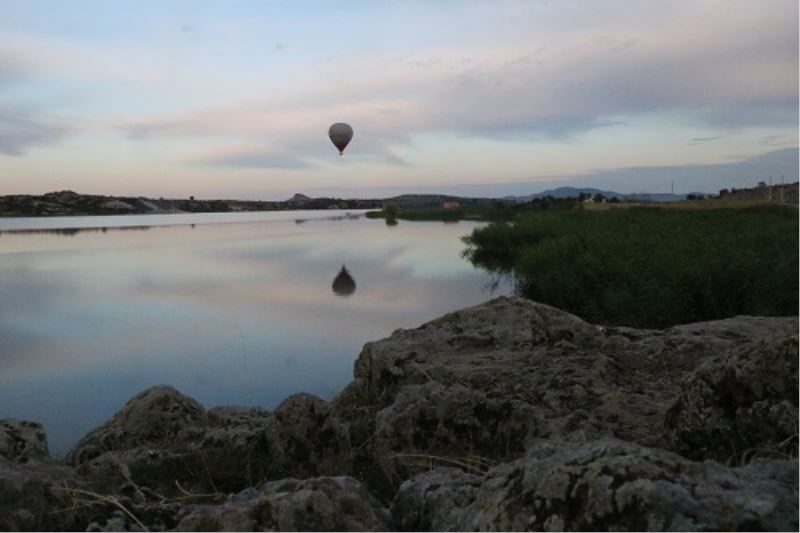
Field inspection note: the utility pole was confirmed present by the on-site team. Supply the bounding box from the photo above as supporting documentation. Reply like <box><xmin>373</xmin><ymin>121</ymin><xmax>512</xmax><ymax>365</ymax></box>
<box><xmin>780</xmin><ymin>174</ymin><xmax>785</xmax><ymax>203</ymax></box>
<box><xmin>768</xmin><ymin>176</ymin><xmax>772</xmax><ymax>202</ymax></box>
<box><xmin>671</xmin><ymin>180</ymin><xmax>674</xmax><ymax>196</ymax></box>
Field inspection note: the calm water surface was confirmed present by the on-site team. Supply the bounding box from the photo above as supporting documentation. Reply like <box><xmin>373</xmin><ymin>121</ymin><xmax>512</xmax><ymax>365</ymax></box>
<box><xmin>0</xmin><ymin>211</ymin><xmax>510</xmax><ymax>455</ymax></box>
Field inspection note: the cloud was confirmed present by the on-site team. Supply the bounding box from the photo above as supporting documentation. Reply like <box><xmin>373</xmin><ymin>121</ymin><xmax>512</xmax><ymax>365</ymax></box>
<box><xmin>575</xmin><ymin>147</ymin><xmax>799</xmax><ymax>194</ymax></box>
<box><xmin>0</xmin><ymin>109</ymin><xmax>67</xmax><ymax>156</ymax></box>
<box><xmin>0</xmin><ymin>263</ymin><xmax>79</xmax><ymax>366</ymax></box>
<box><xmin>188</xmin><ymin>135</ymin><xmax>408</xmax><ymax>169</ymax></box>
<box><xmin>299</xmin><ymin>147</ymin><xmax>799</xmax><ymax>198</ymax></box>
<box><xmin>0</xmin><ymin>46</ymin><xmax>70</xmax><ymax>155</ymax></box>
<box><xmin>687</xmin><ymin>136</ymin><xmax>723</xmax><ymax>146</ymax></box>
<box><xmin>110</xmin><ymin>0</ymin><xmax>796</xmax><ymax>169</ymax></box>
<box><xmin>759</xmin><ymin>134</ymin><xmax>790</xmax><ymax>147</ymax></box>
<box><xmin>430</xmin><ymin>18</ymin><xmax>796</xmax><ymax>137</ymax></box>
<box><xmin>195</xmin><ymin>145</ymin><xmax>313</xmax><ymax>170</ymax></box>
<box><xmin>0</xmin><ymin>51</ymin><xmax>31</xmax><ymax>87</ymax></box>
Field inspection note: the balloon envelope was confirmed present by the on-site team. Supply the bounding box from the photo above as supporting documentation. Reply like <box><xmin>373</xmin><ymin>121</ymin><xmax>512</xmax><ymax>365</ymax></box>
<box><xmin>332</xmin><ymin>265</ymin><xmax>356</xmax><ymax>296</ymax></box>
<box><xmin>328</xmin><ymin>123</ymin><xmax>353</xmax><ymax>155</ymax></box>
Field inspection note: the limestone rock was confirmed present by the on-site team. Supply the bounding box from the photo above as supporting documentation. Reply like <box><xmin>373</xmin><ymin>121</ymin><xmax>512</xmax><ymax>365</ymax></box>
<box><xmin>351</xmin><ymin>297</ymin><xmax>604</xmax><ymax>405</ymax></box>
<box><xmin>393</xmin><ymin>439</ymin><xmax>798</xmax><ymax>531</ymax></box>
<box><xmin>373</xmin><ymin>383</ymin><xmax>539</xmax><ymax>482</ymax></box>
<box><xmin>344</xmin><ymin>296</ymin><xmax>797</xmax><ymax>481</ymax></box>
<box><xmin>665</xmin><ymin>334</ymin><xmax>799</xmax><ymax>463</ymax></box>
<box><xmin>0</xmin><ymin>457</ymin><xmax>84</xmax><ymax>530</ymax></box>
<box><xmin>391</xmin><ymin>467</ymin><xmax>480</xmax><ymax>531</ymax></box>
<box><xmin>66</xmin><ymin>385</ymin><xmax>205</xmax><ymax>466</ymax></box>
<box><xmin>176</xmin><ymin>476</ymin><xmax>390</xmax><ymax>531</ymax></box>
<box><xmin>0</xmin><ymin>419</ymin><xmax>49</xmax><ymax>463</ymax></box>
<box><xmin>67</xmin><ymin>386</ymin><xmax>283</xmax><ymax>495</ymax></box>
<box><xmin>273</xmin><ymin>393</ymin><xmax>351</xmax><ymax>478</ymax></box>
<box><xmin>201</xmin><ymin>405</ymin><xmax>285</xmax><ymax>488</ymax></box>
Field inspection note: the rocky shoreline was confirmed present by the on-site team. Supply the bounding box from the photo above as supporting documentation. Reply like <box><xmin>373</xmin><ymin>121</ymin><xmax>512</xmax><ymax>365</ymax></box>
<box><xmin>1</xmin><ymin>296</ymin><xmax>797</xmax><ymax>531</ymax></box>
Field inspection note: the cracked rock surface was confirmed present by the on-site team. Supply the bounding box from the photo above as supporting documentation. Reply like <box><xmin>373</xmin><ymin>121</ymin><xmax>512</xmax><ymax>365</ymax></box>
<box><xmin>0</xmin><ymin>420</ymin><xmax>49</xmax><ymax>464</ymax></box>
<box><xmin>393</xmin><ymin>439</ymin><xmax>798</xmax><ymax>531</ymax></box>
<box><xmin>666</xmin><ymin>334</ymin><xmax>799</xmax><ymax>463</ymax></box>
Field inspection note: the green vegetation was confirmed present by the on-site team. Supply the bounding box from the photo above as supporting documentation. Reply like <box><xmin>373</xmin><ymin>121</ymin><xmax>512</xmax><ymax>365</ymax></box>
<box><xmin>383</xmin><ymin>203</ymin><xmax>400</xmax><ymax>225</ymax></box>
<box><xmin>463</xmin><ymin>206</ymin><xmax>799</xmax><ymax>328</ymax></box>
<box><xmin>366</xmin><ymin>197</ymin><xmax>579</xmax><ymax>223</ymax></box>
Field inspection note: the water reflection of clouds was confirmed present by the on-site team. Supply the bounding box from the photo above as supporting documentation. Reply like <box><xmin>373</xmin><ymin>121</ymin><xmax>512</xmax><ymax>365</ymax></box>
<box><xmin>123</xmin><ymin>253</ymin><xmax>453</xmax><ymax>308</ymax></box>
<box><xmin>0</xmin><ymin>215</ymin><xmax>510</xmax><ymax>456</ymax></box>
<box><xmin>122</xmin><ymin>266</ymin><xmax>499</xmax><ymax>341</ymax></box>
<box><xmin>0</xmin><ymin>263</ymin><xmax>77</xmax><ymax>309</ymax></box>
<box><xmin>188</xmin><ymin>221</ymin><xmax>481</xmax><ymax>281</ymax></box>
<box><xmin>0</xmin><ymin>264</ymin><xmax>81</xmax><ymax>367</ymax></box>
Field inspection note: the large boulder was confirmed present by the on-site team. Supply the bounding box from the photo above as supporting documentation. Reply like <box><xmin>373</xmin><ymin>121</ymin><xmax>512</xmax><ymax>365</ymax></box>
<box><xmin>392</xmin><ymin>439</ymin><xmax>798</xmax><ymax>531</ymax></box>
<box><xmin>273</xmin><ymin>393</ymin><xmax>351</xmax><ymax>478</ymax></box>
<box><xmin>372</xmin><ymin>383</ymin><xmax>539</xmax><ymax>482</ymax></box>
<box><xmin>66</xmin><ymin>386</ymin><xmax>284</xmax><ymax>495</ymax></box>
<box><xmin>341</xmin><ymin>296</ymin><xmax>797</xmax><ymax>487</ymax></box>
<box><xmin>176</xmin><ymin>476</ymin><xmax>391</xmax><ymax>531</ymax></box>
<box><xmin>199</xmin><ymin>405</ymin><xmax>285</xmax><ymax>488</ymax></box>
<box><xmin>665</xmin><ymin>334</ymin><xmax>799</xmax><ymax>463</ymax></box>
<box><xmin>390</xmin><ymin>467</ymin><xmax>481</xmax><ymax>531</ymax></box>
<box><xmin>350</xmin><ymin>297</ymin><xmax>605</xmax><ymax>405</ymax></box>
<box><xmin>0</xmin><ymin>457</ymin><xmax>85</xmax><ymax>531</ymax></box>
<box><xmin>66</xmin><ymin>387</ymin><xmax>357</xmax><ymax>497</ymax></box>
<box><xmin>67</xmin><ymin>385</ymin><xmax>206</xmax><ymax>466</ymax></box>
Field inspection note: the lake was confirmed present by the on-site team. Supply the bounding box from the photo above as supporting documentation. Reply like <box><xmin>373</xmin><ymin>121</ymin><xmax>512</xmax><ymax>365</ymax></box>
<box><xmin>0</xmin><ymin>211</ymin><xmax>511</xmax><ymax>456</ymax></box>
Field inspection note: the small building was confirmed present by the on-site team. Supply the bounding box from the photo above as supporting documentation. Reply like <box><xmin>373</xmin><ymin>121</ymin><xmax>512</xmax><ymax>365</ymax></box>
<box><xmin>442</xmin><ymin>201</ymin><xmax>460</xmax><ymax>209</ymax></box>
<box><xmin>582</xmin><ymin>194</ymin><xmax>607</xmax><ymax>204</ymax></box>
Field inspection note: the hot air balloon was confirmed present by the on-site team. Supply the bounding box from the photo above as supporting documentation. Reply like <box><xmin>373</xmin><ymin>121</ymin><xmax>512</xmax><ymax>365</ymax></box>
<box><xmin>328</xmin><ymin>123</ymin><xmax>353</xmax><ymax>155</ymax></box>
<box><xmin>332</xmin><ymin>265</ymin><xmax>356</xmax><ymax>296</ymax></box>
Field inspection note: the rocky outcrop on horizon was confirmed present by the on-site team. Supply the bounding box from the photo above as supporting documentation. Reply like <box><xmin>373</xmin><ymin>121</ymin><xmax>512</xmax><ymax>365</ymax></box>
<box><xmin>1</xmin><ymin>297</ymin><xmax>797</xmax><ymax>531</ymax></box>
<box><xmin>0</xmin><ymin>191</ymin><xmax>382</xmax><ymax>218</ymax></box>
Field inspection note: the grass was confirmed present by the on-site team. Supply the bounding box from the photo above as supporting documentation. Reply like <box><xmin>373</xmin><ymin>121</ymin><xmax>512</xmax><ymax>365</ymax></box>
<box><xmin>726</xmin><ymin>432</ymin><xmax>799</xmax><ymax>468</ymax></box>
<box><xmin>463</xmin><ymin>205</ymin><xmax>798</xmax><ymax>328</ymax></box>
<box><xmin>389</xmin><ymin>452</ymin><xmax>497</xmax><ymax>475</ymax></box>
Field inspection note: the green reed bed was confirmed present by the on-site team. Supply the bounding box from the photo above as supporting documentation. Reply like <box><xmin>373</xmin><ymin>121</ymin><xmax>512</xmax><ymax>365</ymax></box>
<box><xmin>463</xmin><ymin>205</ymin><xmax>799</xmax><ymax>328</ymax></box>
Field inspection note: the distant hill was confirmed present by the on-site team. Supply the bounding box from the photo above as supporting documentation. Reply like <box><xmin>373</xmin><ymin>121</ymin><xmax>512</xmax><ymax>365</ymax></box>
<box><xmin>288</xmin><ymin>193</ymin><xmax>312</xmax><ymax>202</ymax></box>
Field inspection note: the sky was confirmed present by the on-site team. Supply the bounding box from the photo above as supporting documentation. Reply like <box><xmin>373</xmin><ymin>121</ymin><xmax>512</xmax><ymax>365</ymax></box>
<box><xmin>1</xmin><ymin>1</ymin><xmax>797</xmax><ymax>200</ymax></box>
